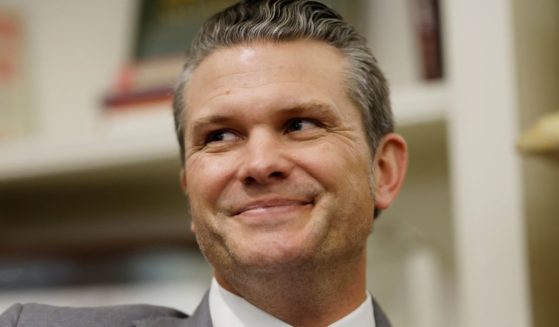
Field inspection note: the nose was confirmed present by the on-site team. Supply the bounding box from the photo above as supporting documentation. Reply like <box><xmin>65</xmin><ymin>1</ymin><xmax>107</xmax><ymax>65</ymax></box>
<box><xmin>236</xmin><ymin>129</ymin><xmax>294</xmax><ymax>185</ymax></box>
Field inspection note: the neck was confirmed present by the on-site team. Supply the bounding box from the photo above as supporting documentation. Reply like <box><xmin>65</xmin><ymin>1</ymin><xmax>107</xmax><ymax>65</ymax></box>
<box><xmin>215</xmin><ymin>250</ymin><xmax>367</xmax><ymax>327</ymax></box>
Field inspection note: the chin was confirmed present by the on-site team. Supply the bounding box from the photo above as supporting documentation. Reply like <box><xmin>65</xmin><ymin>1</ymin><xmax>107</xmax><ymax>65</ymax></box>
<box><xmin>230</xmin><ymin>237</ymin><xmax>320</xmax><ymax>272</ymax></box>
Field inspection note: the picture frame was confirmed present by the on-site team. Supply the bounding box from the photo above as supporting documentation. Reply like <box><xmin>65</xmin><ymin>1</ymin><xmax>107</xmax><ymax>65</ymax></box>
<box><xmin>133</xmin><ymin>0</ymin><xmax>367</xmax><ymax>60</ymax></box>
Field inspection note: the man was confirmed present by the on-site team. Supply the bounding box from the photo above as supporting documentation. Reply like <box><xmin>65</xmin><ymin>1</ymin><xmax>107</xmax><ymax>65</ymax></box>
<box><xmin>0</xmin><ymin>0</ymin><xmax>407</xmax><ymax>326</ymax></box>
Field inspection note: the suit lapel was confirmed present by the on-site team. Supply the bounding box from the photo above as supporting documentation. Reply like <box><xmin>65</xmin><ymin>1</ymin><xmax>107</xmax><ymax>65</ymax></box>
<box><xmin>134</xmin><ymin>292</ymin><xmax>212</xmax><ymax>327</ymax></box>
<box><xmin>182</xmin><ymin>292</ymin><xmax>213</xmax><ymax>327</ymax></box>
<box><xmin>372</xmin><ymin>297</ymin><xmax>392</xmax><ymax>327</ymax></box>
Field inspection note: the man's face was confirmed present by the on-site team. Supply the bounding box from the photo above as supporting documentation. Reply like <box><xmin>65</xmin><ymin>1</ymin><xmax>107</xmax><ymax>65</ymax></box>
<box><xmin>182</xmin><ymin>40</ymin><xmax>376</xmax><ymax>274</ymax></box>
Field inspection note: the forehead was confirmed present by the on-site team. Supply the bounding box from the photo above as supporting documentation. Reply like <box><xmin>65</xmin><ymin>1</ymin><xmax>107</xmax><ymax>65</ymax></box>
<box><xmin>183</xmin><ymin>40</ymin><xmax>357</xmax><ymax>126</ymax></box>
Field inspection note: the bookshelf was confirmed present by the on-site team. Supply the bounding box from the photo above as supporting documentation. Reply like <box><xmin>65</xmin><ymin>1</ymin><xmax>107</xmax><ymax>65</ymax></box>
<box><xmin>1</xmin><ymin>0</ymin><xmax>556</xmax><ymax>326</ymax></box>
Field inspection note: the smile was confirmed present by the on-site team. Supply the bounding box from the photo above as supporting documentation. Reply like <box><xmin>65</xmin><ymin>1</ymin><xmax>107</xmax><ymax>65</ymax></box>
<box><xmin>235</xmin><ymin>199</ymin><xmax>312</xmax><ymax>215</ymax></box>
<box><xmin>231</xmin><ymin>198</ymin><xmax>313</xmax><ymax>224</ymax></box>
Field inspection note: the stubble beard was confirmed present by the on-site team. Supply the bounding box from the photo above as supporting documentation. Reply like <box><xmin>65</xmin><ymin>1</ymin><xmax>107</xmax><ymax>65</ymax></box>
<box><xmin>189</xmin><ymin>163</ymin><xmax>377</xmax><ymax>294</ymax></box>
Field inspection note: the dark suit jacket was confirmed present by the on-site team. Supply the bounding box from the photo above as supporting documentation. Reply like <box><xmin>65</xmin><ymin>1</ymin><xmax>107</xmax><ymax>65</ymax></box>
<box><xmin>0</xmin><ymin>292</ymin><xmax>392</xmax><ymax>327</ymax></box>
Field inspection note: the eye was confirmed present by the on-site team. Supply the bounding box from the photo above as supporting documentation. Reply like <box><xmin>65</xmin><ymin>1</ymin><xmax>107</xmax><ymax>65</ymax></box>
<box><xmin>285</xmin><ymin>118</ymin><xmax>319</xmax><ymax>133</ymax></box>
<box><xmin>204</xmin><ymin>129</ymin><xmax>239</xmax><ymax>144</ymax></box>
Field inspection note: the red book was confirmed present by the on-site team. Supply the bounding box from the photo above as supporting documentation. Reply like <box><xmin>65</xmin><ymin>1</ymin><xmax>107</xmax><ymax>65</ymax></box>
<box><xmin>102</xmin><ymin>85</ymin><xmax>173</xmax><ymax>109</ymax></box>
<box><xmin>415</xmin><ymin>0</ymin><xmax>444</xmax><ymax>80</ymax></box>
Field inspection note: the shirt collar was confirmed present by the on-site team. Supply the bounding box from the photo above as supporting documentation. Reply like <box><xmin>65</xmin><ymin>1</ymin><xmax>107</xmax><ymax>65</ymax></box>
<box><xmin>208</xmin><ymin>278</ymin><xmax>375</xmax><ymax>327</ymax></box>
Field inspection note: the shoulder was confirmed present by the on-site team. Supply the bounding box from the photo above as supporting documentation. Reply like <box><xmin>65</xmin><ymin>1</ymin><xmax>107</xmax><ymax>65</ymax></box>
<box><xmin>0</xmin><ymin>302</ymin><xmax>187</xmax><ymax>327</ymax></box>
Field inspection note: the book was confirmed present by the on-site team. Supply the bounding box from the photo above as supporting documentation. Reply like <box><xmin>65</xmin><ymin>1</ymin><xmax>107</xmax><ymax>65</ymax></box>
<box><xmin>0</xmin><ymin>9</ymin><xmax>32</xmax><ymax>138</ymax></box>
<box><xmin>102</xmin><ymin>85</ymin><xmax>173</xmax><ymax>110</ymax></box>
<box><xmin>414</xmin><ymin>0</ymin><xmax>444</xmax><ymax>80</ymax></box>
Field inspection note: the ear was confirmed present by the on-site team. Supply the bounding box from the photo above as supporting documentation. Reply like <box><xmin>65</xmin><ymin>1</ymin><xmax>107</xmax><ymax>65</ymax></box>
<box><xmin>190</xmin><ymin>220</ymin><xmax>197</xmax><ymax>234</ymax></box>
<box><xmin>179</xmin><ymin>169</ymin><xmax>196</xmax><ymax>234</ymax></box>
<box><xmin>373</xmin><ymin>133</ymin><xmax>408</xmax><ymax>211</ymax></box>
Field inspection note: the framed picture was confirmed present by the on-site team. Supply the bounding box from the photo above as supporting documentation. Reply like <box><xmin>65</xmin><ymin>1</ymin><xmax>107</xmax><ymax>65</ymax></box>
<box><xmin>133</xmin><ymin>0</ymin><xmax>367</xmax><ymax>60</ymax></box>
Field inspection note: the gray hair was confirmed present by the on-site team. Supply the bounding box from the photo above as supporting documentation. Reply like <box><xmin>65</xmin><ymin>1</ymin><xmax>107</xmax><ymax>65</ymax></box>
<box><xmin>173</xmin><ymin>0</ymin><xmax>393</xmax><ymax>164</ymax></box>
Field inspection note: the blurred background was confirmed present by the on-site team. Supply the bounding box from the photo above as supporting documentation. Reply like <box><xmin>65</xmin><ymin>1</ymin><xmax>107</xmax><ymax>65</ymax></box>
<box><xmin>0</xmin><ymin>0</ymin><xmax>558</xmax><ymax>326</ymax></box>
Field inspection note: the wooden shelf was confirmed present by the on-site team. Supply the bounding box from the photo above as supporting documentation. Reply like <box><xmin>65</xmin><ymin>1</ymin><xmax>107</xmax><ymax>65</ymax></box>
<box><xmin>0</xmin><ymin>103</ymin><xmax>178</xmax><ymax>183</ymax></box>
<box><xmin>392</xmin><ymin>82</ymin><xmax>447</xmax><ymax>126</ymax></box>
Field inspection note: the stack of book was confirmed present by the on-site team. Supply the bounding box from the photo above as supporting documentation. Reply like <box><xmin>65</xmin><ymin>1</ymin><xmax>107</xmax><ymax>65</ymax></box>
<box><xmin>102</xmin><ymin>55</ymin><xmax>184</xmax><ymax>111</ymax></box>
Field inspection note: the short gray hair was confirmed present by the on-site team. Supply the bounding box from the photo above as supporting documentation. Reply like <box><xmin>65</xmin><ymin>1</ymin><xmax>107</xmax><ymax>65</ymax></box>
<box><xmin>173</xmin><ymin>0</ymin><xmax>393</xmax><ymax>164</ymax></box>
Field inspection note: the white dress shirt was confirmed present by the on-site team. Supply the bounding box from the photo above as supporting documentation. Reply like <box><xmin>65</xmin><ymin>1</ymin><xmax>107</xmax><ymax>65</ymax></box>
<box><xmin>209</xmin><ymin>278</ymin><xmax>376</xmax><ymax>327</ymax></box>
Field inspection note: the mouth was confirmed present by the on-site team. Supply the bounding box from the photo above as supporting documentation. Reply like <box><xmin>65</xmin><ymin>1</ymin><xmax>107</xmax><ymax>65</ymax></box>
<box><xmin>232</xmin><ymin>198</ymin><xmax>314</xmax><ymax>217</ymax></box>
<box><xmin>233</xmin><ymin>199</ymin><xmax>313</xmax><ymax>216</ymax></box>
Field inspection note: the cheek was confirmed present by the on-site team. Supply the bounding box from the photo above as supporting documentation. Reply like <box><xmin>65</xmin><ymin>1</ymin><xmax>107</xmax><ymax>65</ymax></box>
<box><xmin>186</xmin><ymin>155</ymin><xmax>236</xmax><ymax>207</ymax></box>
<box><xmin>295</xmin><ymin>141</ymin><xmax>372</xmax><ymax>190</ymax></box>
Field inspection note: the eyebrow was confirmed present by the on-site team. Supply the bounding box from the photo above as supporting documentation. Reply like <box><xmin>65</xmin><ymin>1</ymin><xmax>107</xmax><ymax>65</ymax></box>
<box><xmin>188</xmin><ymin>101</ymin><xmax>338</xmax><ymax>137</ymax></box>
<box><xmin>281</xmin><ymin>102</ymin><xmax>338</xmax><ymax>117</ymax></box>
